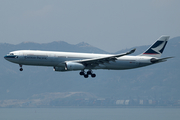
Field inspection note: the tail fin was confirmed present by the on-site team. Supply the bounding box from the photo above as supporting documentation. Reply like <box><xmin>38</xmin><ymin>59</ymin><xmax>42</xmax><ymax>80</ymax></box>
<box><xmin>139</xmin><ymin>35</ymin><xmax>170</xmax><ymax>58</ymax></box>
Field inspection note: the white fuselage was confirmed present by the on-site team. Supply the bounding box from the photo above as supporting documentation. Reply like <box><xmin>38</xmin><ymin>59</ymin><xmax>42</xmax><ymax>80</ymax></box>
<box><xmin>5</xmin><ymin>50</ymin><xmax>154</xmax><ymax>71</ymax></box>
<box><xmin>4</xmin><ymin>35</ymin><xmax>170</xmax><ymax>78</ymax></box>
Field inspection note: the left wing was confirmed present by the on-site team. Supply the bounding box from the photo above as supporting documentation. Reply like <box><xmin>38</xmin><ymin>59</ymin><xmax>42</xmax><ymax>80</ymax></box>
<box><xmin>65</xmin><ymin>48</ymin><xmax>136</xmax><ymax>68</ymax></box>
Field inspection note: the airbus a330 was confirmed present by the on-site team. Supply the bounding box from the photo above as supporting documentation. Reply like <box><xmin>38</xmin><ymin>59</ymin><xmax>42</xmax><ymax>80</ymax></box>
<box><xmin>4</xmin><ymin>35</ymin><xmax>172</xmax><ymax>78</ymax></box>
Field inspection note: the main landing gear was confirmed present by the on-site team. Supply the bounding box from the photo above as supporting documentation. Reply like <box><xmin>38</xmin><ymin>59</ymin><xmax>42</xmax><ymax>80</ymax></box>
<box><xmin>79</xmin><ymin>70</ymin><xmax>96</xmax><ymax>78</ymax></box>
<box><xmin>19</xmin><ymin>64</ymin><xmax>23</xmax><ymax>71</ymax></box>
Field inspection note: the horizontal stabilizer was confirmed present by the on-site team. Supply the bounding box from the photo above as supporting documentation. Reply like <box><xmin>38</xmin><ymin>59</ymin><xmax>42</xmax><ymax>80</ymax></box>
<box><xmin>151</xmin><ymin>57</ymin><xmax>173</xmax><ymax>63</ymax></box>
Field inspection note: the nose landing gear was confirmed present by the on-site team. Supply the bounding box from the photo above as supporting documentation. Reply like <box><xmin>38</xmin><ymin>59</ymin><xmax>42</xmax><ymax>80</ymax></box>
<box><xmin>19</xmin><ymin>64</ymin><xmax>23</xmax><ymax>71</ymax></box>
<box><xmin>79</xmin><ymin>70</ymin><xmax>96</xmax><ymax>78</ymax></box>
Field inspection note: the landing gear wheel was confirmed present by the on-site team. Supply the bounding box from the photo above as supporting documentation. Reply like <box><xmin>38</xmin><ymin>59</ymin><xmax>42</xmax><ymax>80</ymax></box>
<box><xmin>87</xmin><ymin>70</ymin><xmax>92</xmax><ymax>75</ymax></box>
<box><xmin>84</xmin><ymin>74</ymin><xmax>88</xmax><ymax>78</ymax></box>
<box><xmin>20</xmin><ymin>68</ymin><xmax>23</xmax><ymax>71</ymax></box>
<box><xmin>79</xmin><ymin>71</ymin><xmax>85</xmax><ymax>75</ymax></box>
<box><xmin>80</xmin><ymin>70</ymin><xmax>96</xmax><ymax>78</ymax></box>
<box><xmin>91</xmin><ymin>74</ymin><xmax>96</xmax><ymax>78</ymax></box>
<box><xmin>19</xmin><ymin>64</ymin><xmax>23</xmax><ymax>71</ymax></box>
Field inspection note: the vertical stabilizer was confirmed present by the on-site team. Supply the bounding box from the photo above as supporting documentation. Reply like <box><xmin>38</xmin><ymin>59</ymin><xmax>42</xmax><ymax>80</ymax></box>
<box><xmin>139</xmin><ymin>35</ymin><xmax>170</xmax><ymax>58</ymax></box>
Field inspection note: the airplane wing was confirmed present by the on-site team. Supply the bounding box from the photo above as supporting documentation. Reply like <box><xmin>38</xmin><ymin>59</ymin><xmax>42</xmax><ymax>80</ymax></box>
<box><xmin>65</xmin><ymin>48</ymin><xmax>136</xmax><ymax>68</ymax></box>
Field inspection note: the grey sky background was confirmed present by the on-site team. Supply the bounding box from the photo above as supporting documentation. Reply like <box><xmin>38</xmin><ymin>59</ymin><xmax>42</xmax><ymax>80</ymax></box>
<box><xmin>0</xmin><ymin>0</ymin><xmax>180</xmax><ymax>52</ymax></box>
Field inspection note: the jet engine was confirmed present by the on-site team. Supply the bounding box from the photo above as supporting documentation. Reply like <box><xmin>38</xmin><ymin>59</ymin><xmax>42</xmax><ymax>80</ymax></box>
<box><xmin>65</xmin><ymin>62</ymin><xmax>85</xmax><ymax>70</ymax></box>
<box><xmin>53</xmin><ymin>66</ymin><xmax>66</xmax><ymax>71</ymax></box>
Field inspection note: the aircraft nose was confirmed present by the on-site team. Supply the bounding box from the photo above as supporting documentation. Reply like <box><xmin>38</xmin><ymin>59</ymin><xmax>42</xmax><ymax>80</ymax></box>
<box><xmin>4</xmin><ymin>55</ymin><xmax>18</xmax><ymax>60</ymax></box>
<box><xmin>4</xmin><ymin>55</ymin><xmax>11</xmax><ymax>60</ymax></box>
<box><xmin>4</xmin><ymin>55</ymin><xmax>8</xmax><ymax>59</ymax></box>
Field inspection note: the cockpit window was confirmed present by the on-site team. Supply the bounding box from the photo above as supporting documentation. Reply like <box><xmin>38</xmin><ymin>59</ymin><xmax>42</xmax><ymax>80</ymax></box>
<box><xmin>9</xmin><ymin>53</ymin><xmax>14</xmax><ymax>55</ymax></box>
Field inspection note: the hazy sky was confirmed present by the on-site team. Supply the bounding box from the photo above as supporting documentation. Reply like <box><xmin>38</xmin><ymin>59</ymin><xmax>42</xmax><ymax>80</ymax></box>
<box><xmin>0</xmin><ymin>0</ymin><xmax>180</xmax><ymax>52</ymax></box>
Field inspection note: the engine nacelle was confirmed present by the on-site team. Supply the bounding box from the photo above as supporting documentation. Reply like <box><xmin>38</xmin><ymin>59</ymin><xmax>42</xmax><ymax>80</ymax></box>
<box><xmin>53</xmin><ymin>66</ymin><xmax>66</xmax><ymax>71</ymax></box>
<box><xmin>66</xmin><ymin>62</ymin><xmax>85</xmax><ymax>70</ymax></box>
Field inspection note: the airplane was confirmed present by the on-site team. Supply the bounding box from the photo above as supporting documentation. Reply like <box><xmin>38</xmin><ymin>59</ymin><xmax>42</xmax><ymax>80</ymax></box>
<box><xmin>4</xmin><ymin>35</ymin><xmax>172</xmax><ymax>78</ymax></box>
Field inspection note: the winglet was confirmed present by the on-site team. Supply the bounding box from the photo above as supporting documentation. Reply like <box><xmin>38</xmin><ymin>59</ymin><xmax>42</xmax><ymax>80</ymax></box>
<box><xmin>113</xmin><ymin>48</ymin><xmax>136</xmax><ymax>59</ymax></box>
<box><xmin>127</xmin><ymin>48</ymin><xmax>136</xmax><ymax>55</ymax></box>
